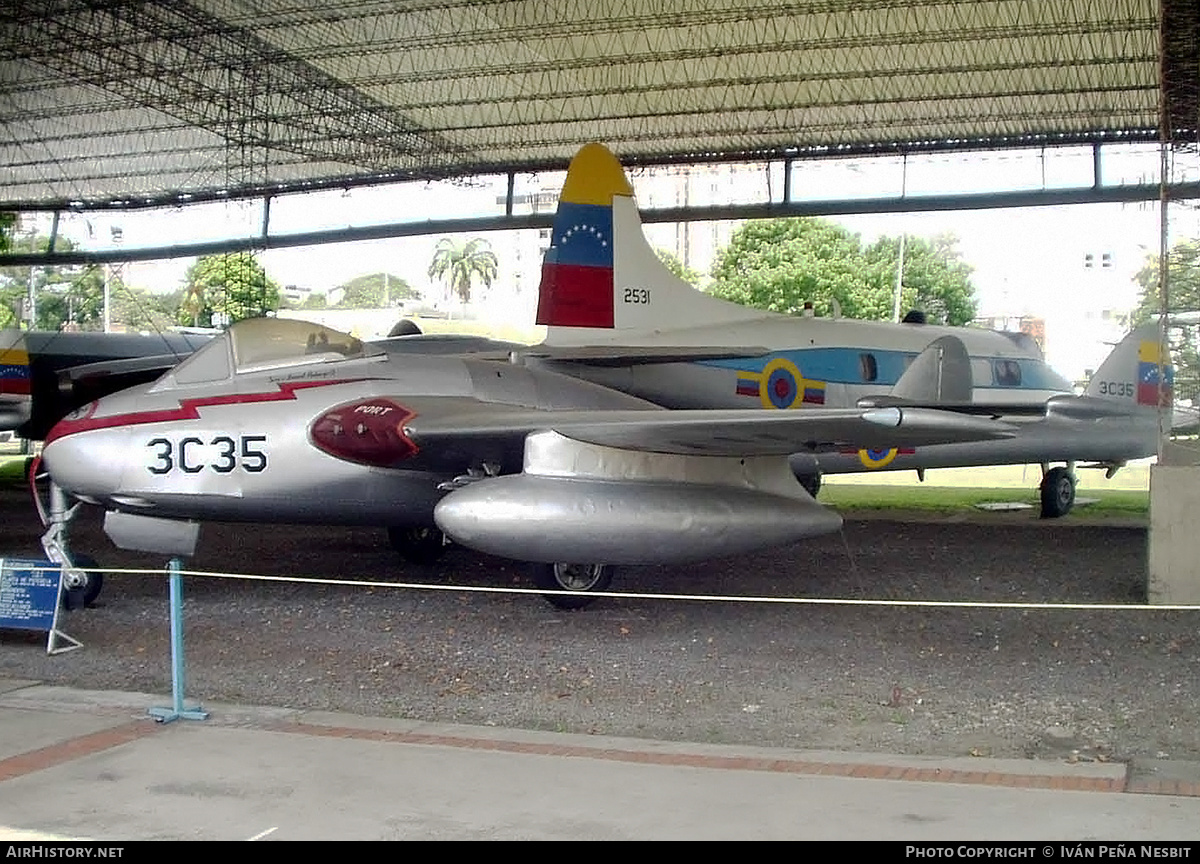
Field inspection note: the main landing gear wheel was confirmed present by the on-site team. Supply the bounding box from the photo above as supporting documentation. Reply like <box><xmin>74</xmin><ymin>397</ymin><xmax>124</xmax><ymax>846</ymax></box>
<box><xmin>530</xmin><ymin>562</ymin><xmax>614</xmax><ymax>610</ymax></box>
<box><xmin>387</xmin><ymin>525</ymin><xmax>448</xmax><ymax>565</ymax></box>
<box><xmin>62</xmin><ymin>553</ymin><xmax>104</xmax><ymax>610</ymax></box>
<box><xmin>1039</xmin><ymin>466</ymin><xmax>1076</xmax><ymax>519</ymax></box>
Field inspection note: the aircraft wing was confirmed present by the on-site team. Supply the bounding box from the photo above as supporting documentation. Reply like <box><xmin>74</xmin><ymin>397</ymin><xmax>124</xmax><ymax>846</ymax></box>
<box><xmin>522</xmin><ymin>344</ymin><xmax>772</xmax><ymax>366</ymax></box>
<box><xmin>856</xmin><ymin>395</ymin><xmax>1049</xmax><ymax>417</ymax></box>
<box><xmin>402</xmin><ymin>396</ymin><xmax>1015</xmax><ymax>457</ymax></box>
<box><xmin>857</xmin><ymin>393</ymin><xmax>1164</xmax><ymax>421</ymax></box>
<box><xmin>410</xmin><ymin>397</ymin><xmax>1013</xmax><ymax>566</ymax></box>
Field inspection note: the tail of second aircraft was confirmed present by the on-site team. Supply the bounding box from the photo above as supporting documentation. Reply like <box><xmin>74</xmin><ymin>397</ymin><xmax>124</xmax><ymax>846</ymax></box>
<box><xmin>1084</xmin><ymin>323</ymin><xmax>1173</xmax><ymax>410</ymax></box>
<box><xmin>536</xmin><ymin>143</ymin><xmax>764</xmax><ymax>346</ymax></box>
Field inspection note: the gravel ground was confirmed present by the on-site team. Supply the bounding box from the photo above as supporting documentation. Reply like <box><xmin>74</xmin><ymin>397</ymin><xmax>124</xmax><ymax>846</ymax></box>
<box><xmin>1</xmin><ymin>485</ymin><xmax>1197</xmax><ymax>764</ymax></box>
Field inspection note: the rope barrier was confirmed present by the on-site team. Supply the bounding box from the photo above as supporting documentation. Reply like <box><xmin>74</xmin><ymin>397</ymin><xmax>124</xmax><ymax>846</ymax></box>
<box><xmin>80</xmin><ymin>565</ymin><xmax>1200</xmax><ymax>612</ymax></box>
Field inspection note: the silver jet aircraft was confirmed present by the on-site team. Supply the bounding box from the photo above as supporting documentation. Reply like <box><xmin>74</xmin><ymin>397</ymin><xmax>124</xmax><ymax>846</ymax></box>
<box><xmin>34</xmin><ymin>141</ymin><xmax>1174</xmax><ymax>608</ymax></box>
<box><xmin>36</xmin><ymin>314</ymin><xmax>1011</xmax><ymax>608</ymax></box>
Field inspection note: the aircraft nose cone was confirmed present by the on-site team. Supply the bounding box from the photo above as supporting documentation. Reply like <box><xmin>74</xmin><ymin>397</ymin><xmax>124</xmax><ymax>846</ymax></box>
<box><xmin>42</xmin><ymin>407</ymin><xmax>126</xmax><ymax>499</ymax></box>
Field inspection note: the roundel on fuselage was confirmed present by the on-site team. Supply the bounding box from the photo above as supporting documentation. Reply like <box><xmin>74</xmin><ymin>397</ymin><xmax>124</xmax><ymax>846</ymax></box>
<box><xmin>759</xmin><ymin>357</ymin><xmax>803</xmax><ymax>410</ymax></box>
<box><xmin>858</xmin><ymin>448</ymin><xmax>900</xmax><ymax>469</ymax></box>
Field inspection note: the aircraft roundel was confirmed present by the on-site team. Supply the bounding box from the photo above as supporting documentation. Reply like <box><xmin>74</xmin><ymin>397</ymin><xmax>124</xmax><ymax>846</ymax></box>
<box><xmin>759</xmin><ymin>357</ymin><xmax>803</xmax><ymax>410</ymax></box>
<box><xmin>858</xmin><ymin>448</ymin><xmax>899</xmax><ymax>469</ymax></box>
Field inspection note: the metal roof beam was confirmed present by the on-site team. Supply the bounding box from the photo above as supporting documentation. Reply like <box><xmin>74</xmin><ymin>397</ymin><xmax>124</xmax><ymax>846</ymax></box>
<box><xmin>3</xmin><ymin>179</ymin><xmax>1198</xmax><ymax>268</ymax></box>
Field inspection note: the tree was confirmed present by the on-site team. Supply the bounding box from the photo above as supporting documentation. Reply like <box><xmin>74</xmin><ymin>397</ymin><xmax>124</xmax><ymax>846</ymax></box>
<box><xmin>177</xmin><ymin>253</ymin><xmax>281</xmax><ymax>328</ymax></box>
<box><xmin>335</xmin><ymin>272</ymin><xmax>418</xmax><ymax>308</ymax></box>
<box><xmin>861</xmin><ymin>233</ymin><xmax>978</xmax><ymax>326</ymax></box>
<box><xmin>110</xmin><ymin>284</ymin><xmax>177</xmax><ymax>332</ymax></box>
<box><xmin>655</xmin><ymin>249</ymin><xmax>702</xmax><ymax>287</ymax></box>
<box><xmin>1131</xmin><ymin>238</ymin><xmax>1200</xmax><ymax>400</ymax></box>
<box><xmin>0</xmin><ymin>232</ymin><xmax>107</xmax><ymax>331</ymax></box>
<box><xmin>708</xmin><ymin>217</ymin><xmax>979</xmax><ymax>325</ymax></box>
<box><xmin>32</xmin><ymin>265</ymin><xmax>106</xmax><ymax>331</ymax></box>
<box><xmin>427</xmin><ymin>237</ymin><xmax>498</xmax><ymax>306</ymax></box>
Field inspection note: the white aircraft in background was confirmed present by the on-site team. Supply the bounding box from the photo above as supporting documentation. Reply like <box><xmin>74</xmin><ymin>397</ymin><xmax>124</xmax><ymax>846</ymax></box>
<box><xmin>519</xmin><ymin>143</ymin><xmax>1174</xmax><ymax>518</ymax></box>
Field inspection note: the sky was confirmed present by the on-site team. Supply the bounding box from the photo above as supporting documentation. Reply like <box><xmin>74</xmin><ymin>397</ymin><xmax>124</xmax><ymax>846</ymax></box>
<box><xmin>17</xmin><ymin>143</ymin><xmax>1200</xmax><ymax>380</ymax></box>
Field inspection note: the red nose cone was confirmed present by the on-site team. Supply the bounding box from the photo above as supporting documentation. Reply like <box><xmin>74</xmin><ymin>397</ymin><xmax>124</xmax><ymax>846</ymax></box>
<box><xmin>309</xmin><ymin>398</ymin><xmax>418</xmax><ymax>466</ymax></box>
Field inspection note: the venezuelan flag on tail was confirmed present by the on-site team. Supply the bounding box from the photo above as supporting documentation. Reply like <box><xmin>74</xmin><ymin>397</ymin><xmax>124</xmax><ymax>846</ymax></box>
<box><xmin>0</xmin><ymin>340</ymin><xmax>31</xmax><ymax>396</ymax></box>
<box><xmin>535</xmin><ymin>144</ymin><xmax>632</xmax><ymax>329</ymax></box>
<box><xmin>1085</xmin><ymin>323</ymin><xmax>1173</xmax><ymax>409</ymax></box>
<box><xmin>1137</xmin><ymin>338</ymin><xmax>1173</xmax><ymax>407</ymax></box>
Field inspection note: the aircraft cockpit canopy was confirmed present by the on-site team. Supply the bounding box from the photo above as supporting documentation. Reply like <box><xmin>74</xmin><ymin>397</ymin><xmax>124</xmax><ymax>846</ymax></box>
<box><xmin>153</xmin><ymin>318</ymin><xmax>382</xmax><ymax>390</ymax></box>
<box><xmin>229</xmin><ymin>317</ymin><xmax>379</xmax><ymax>372</ymax></box>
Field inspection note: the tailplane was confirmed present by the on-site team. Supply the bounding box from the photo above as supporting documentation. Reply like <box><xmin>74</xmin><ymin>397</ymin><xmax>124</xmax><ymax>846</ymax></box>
<box><xmin>536</xmin><ymin>143</ymin><xmax>762</xmax><ymax>346</ymax></box>
<box><xmin>1085</xmin><ymin>323</ymin><xmax>1172</xmax><ymax>409</ymax></box>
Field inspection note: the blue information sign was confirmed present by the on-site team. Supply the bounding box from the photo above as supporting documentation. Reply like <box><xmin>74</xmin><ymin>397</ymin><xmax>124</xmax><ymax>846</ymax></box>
<box><xmin>0</xmin><ymin>557</ymin><xmax>81</xmax><ymax>653</ymax></box>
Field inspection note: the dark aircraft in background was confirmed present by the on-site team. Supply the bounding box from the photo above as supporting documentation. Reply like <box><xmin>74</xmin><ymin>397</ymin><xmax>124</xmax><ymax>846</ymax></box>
<box><xmin>1</xmin><ymin>328</ymin><xmax>210</xmax><ymax>441</ymax></box>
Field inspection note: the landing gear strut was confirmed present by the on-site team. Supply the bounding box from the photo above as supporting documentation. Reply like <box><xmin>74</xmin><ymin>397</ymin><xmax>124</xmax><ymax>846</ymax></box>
<box><xmin>530</xmin><ymin>562</ymin><xmax>614</xmax><ymax>610</ymax></box>
<box><xmin>797</xmin><ymin>473</ymin><xmax>822</xmax><ymax>498</ymax></box>
<box><xmin>387</xmin><ymin>524</ymin><xmax>448</xmax><ymax>565</ymax></box>
<box><xmin>34</xmin><ymin>471</ymin><xmax>104</xmax><ymax>607</ymax></box>
<box><xmin>1039</xmin><ymin>464</ymin><xmax>1076</xmax><ymax>519</ymax></box>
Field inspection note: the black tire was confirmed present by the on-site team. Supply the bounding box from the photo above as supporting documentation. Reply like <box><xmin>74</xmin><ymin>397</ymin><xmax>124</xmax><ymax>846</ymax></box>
<box><xmin>387</xmin><ymin>525</ymin><xmax>447</xmax><ymax>565</ymax></box>
<box><xmin>1039</xmin><ymin>466</ymin><xmax>1076</xmax><ymax>518</ymax></box>
<box><xmin>798</xmin><ymin>473</ymin><xmax>822</xmax><ymax>498</ymax></box>
<box><xmin>62</xmin><ymin>553</ymin><xmax>104</xmax><ymax>610</ymax></box>
<box><xmin>530</xmin><ymin>562</ymin><xmax>614</xmax><ymax>610</ymax></box>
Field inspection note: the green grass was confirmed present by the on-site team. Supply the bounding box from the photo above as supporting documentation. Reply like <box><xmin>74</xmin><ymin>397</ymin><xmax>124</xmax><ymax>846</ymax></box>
<box><xmin>819</xmin><ymin>482</ymin><xmax>1149</xmax><ymax>516</ymax></box>
<box><xmin>0</xmin><ymin>455</ymin><xmax>30</xmax><ymax>484</ymax></box>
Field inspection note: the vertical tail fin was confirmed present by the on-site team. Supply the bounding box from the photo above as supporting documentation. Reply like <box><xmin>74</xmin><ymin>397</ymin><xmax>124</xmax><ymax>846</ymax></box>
<box><xmin>0</xmin><ymin>330</ymin><xmax>32</xmax><ymax>433</ymax></box>
<box><xmin>0</xmin><ymin>331</ymin><xmax>31</xmax><ymax>397</ymax></box>
<box><xmin>534</xmin><ymin>144</ymin><xmax>629</xmax><ymax>332</ymax></box>
<box><xmin>536</xmin><ymin>143</ymin><xmax>761</xmax><ymax>346</ymax></box>
<box><xmin>1086</xmin><ymin>322</ymin><xmax>1173</xmax><ymax>408</ymax></box>
<box><xmin>889</xmin><ymin>335</ymin><xmax>974</xmax><ymax>403</ymax></box>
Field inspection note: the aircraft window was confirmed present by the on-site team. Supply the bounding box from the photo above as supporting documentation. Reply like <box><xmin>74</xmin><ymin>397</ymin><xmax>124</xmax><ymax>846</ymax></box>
<box><xmin>859</xmin><ymin>353</ymin><xmax>878</xmax><ymax>382</ymax></box>
<box><xmin>993</xmin><ymin>359</ymin><xmax>1022</xmax><ymax>386</ymax></box>
<box><xmin>229</xmin><ymin>317</ymin><xmax>378</xmax><ymax>372</ymax></box>
<box><xmin>166</xmin><ymin>337</ymin><xmax>231</xmax><ymax>385</ymax></box>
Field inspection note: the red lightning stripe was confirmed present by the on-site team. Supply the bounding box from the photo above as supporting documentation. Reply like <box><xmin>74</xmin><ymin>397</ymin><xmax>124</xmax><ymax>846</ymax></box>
<box><xmin>44</xmin><ymin>378</ymin><xmax>376</xmax><ymax>446</ymax></box>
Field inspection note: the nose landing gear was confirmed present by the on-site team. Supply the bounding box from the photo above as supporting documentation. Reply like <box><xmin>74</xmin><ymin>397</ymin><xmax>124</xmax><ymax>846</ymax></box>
<box><xmin>31</xmin><ymin>459</ymin><xmax>104</xmax><ymax>607</ymax></box>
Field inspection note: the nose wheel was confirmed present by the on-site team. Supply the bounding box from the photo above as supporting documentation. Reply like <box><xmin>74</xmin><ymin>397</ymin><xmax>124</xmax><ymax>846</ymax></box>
<box><xmin>31</xmin><ymin>461</ymin><xmax>105</xmax><ymax>608</ymax></box>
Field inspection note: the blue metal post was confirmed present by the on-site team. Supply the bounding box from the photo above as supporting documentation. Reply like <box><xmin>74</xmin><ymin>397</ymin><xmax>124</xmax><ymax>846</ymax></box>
<box><xmin>149</xmin><ymin>557</ymin><xmax>208</xmax><ymax>723</ymax></box>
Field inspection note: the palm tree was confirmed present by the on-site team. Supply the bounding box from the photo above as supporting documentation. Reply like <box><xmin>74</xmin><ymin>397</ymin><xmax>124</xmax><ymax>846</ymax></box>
<box><xmin>427</xmin><ymin>237</ymin><xmax>498</xmax><ymax>308</ymax></box>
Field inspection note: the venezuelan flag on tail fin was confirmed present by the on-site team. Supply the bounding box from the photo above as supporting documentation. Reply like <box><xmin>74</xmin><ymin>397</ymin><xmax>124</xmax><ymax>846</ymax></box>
<box><xmin>1086</xmin><ymin>322</ymin><xmax>1172</xmax><ymax>409</ymax></box>
<box><xmin>535</xmin><ymin>144</ymin><xmax>630</xmax><ymax>330</ymax></box>
<box><xmin>0</xmin><ymin>332</ymin><xmax>31</xmax><ymax>397</ymax></box>
<box><xmin>537</xmin><ymin>143</ymin><xmax>763</xmax><ymax>346</ymax></box>
<box><xmin>1136</xmin><ymin>335</ymin><xmax>1173</xmax><ymax>407</ymax></box>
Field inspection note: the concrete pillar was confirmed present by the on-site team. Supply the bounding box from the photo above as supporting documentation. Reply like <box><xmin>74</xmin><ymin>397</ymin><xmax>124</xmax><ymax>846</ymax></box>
<box><xmin>1147</xmin><ymin>462</ymin><xmax>1200</xmax><ymax>605</ymax></box>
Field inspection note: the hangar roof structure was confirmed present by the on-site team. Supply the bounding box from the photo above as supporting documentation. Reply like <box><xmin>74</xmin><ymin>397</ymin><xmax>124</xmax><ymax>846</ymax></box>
<box><xmin>2</xmin><ymin>0</ymin><xmax>1198</xmax><ymax>214</ymax></box>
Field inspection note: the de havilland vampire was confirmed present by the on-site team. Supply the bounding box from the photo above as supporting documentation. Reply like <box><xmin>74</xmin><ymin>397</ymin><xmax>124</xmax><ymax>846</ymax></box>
<box><xmin>35</xmin><ymin>143</ymin><xmax>1172</xmax><ymax>608</ymax></box>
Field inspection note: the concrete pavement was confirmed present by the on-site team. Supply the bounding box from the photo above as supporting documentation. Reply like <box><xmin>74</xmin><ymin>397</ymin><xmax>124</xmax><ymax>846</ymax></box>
<box><xmin>0</xmin><ymin>677</ymin><xmax>1198</xmax><ymax>841</ymax></box>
